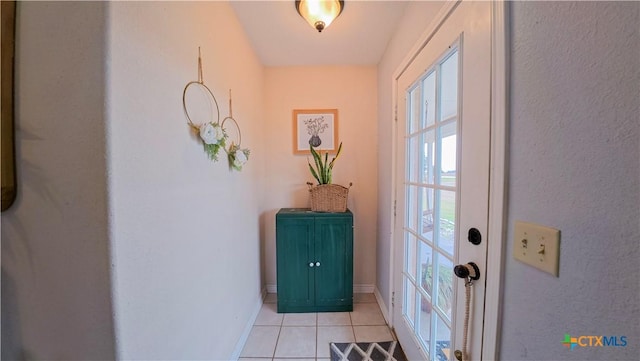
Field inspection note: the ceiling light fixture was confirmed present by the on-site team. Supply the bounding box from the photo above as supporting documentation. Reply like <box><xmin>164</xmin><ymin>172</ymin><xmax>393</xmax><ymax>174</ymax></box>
<box><xmin>295</xmin><ymin>0</ymin><xmax>344</xmax><ymax>33</ymax></box>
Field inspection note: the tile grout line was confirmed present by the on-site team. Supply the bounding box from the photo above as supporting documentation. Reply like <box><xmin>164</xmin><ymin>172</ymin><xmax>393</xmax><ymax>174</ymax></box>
<box><xmin>270</xmin><ymin>306</ymin><xmax>284</xmax><ymax>361</ymax></box>
<box><xmin>349</xmin><ymin>308</ymin><xmax>356</xmax><ymax>344</ymax></box>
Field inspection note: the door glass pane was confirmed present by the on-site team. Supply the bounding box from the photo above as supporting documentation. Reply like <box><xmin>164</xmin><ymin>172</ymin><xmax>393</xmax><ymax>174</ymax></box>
<box><xmin>440</xmin><ymin>51</ymin><xmax>458</xmax><ymax>120</ymax></box>
<box><xmin>404</xmin><ymin>278</ymin><xmax>416</xmax><ymax>327</ymax></box>
<box><xmin>435</xmin><ymin>254</ymin><xmax>454</xmax><ymax>320</ymax></box>
<box><xmin>438</xmin><ymin>190</ymin><xmax>456</xmax><ymax>255</ymax></box>
<box><xmin>420</xmin><ymin>187</ymin><xmax>434</xmax><ymax>241</ymax></box>
<box><xmin>435</xmin><ymin>313</ymin><xmax>451</xmax><ymax>361</ymax></box>
<box><xmin>422</xmin><ymin>71</ymin><xmax>436</xmax><ymax>128</ymax></box>
<box><xmin>406</xmin><ymin>185</ymin><xmax>418</xmax><ymax>232</ymax></box>
<box><xmin>440</xmin><ymin>121</ymin><xmax>457</xmax><ymax>186</ymax></box>
<box><xmin>408</xmin><ymin>135</ymin><xmax>420</xmax><ymax>182</ymax></box>
<box><xmin>418</xmin><ymin>294</ymin><xmax>432</xmax><ymax>355</ymax></box>
<box><xmin>406</xmin><ymin>233</ymin><xmax>418</xmax><ymax>280</ymax></box>
<box><xmin>418</xmin><ymin>241</ymin><xmax>433</xmax><ymax>296</ymax></box>
<box><xmin>409</xmin><ymin>87</ymin><xmax>421</xmax><ymax>133</ymax></box>
<box><xmin>422</xmin><ymin>130</ymin><xmax>436</xmax><ymax>184</ymax></box>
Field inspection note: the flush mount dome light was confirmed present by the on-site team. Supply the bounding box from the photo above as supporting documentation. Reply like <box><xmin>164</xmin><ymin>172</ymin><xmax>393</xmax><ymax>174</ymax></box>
<box><xmin>295</xmin><ymin>0</ymin><xmax>344</xmax><ymax>33</ymax></box>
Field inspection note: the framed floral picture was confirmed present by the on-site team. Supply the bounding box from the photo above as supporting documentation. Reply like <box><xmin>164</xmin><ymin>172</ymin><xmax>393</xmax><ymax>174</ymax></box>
<box><xmin>293</xmin><ymin>109</ymin><xmax>339</xmax><ymax>154</ymax></box>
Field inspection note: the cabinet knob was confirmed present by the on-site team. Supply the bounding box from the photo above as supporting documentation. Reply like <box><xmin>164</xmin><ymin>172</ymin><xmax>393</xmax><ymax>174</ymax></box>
<box><xmin>316</xmin><ymin>262</ymin><xmax>321</xmax><ymax>267</ymax></box>
<box><xmin>309</xmin><ymin>262</ymin><xmax>314</xmax><ymax>267</ymax></box>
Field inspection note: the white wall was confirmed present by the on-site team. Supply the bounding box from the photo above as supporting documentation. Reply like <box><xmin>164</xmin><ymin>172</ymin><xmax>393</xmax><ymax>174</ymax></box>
<box><xmin>1</xmin><ymin>2</ymin><xmax>115</xmax><ymax>359</ymax></box>
<box><xmin>375</xmin><ymin>0</ymin><xmax>445</xmax><ymax>314</ymax></box>
<box><xmin>501</xmin><ymin>2</ymin><xmax>639</xmax><ymax>360</ymax></box>
<box><xmin>262</xmin><ymin>66</ymin><xmax>378</xmax><ymax>291</ymax></box>
<box><xmin>107</xmin><ymin>2</ymin><xmax>264</xmax><ymax>359</ymax></box>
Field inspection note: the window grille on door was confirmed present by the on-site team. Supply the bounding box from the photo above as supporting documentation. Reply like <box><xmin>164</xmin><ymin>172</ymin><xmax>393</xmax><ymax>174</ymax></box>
<box><xmin>401</xmin><ymin>47</ymin><xmax>459</xmax><ymax>360</ymax></box>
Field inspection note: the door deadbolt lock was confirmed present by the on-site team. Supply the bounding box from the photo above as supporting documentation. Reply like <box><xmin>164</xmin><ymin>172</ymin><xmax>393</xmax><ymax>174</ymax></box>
<box><xmin>468</xmin><ymin>228</ymin><xmax>482</xmax><ymax>245</ymax></box>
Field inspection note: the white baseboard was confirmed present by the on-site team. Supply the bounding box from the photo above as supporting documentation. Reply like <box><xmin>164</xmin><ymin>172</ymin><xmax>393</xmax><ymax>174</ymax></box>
<box><xmin>353</xmin><ymin>284</ymin><xmax>375</xmax><ymax>293</ymax></box>
<box><xmin>230</xmin><ymin>287</ymin><xmax>266</xmax><ymax>360</ymax></box>
<box><xmin>266</xmin><ymin>284</ymin><xmax>277</xmax><ymax>294</ymax></box>
<box><xmin>374</xmin><ymin>287</ymin><xmax>391</xmax><ymax>325</ymax></box>
<box><xmin>264</xmin><ymin>284</ymin><xmax>391</xmax><ymax>323</ymax></box>
<box><xmin>265</xmin><ymin>284</ymin><xmax>375</xmax><ymax>294</ymax></box>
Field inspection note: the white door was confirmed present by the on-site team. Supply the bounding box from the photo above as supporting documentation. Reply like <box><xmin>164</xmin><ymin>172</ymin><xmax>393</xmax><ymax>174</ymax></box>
<box><xmin>393</xmin><ymin>1</ymin><xmax>491</xmax><ymax>360</ymax></box>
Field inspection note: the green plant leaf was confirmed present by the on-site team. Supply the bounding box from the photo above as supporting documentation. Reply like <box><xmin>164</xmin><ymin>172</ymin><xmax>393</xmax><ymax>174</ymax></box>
<box><xmin>323</xmin><ymin>152</ymin><xmax>329</xmax><ymax>183</ymax></box>
<box><xmin>308</xmin><ymin>162</ymin><xmax>321</xmax><ymax>184</ymax></box>
<box><xmin>204</xmin><ymin>143</ymin><xmax>221</xmax><ymax>161</ymax></box>
<box><xmin>311</xmin><ymin>145</ymin><xmax>329</xmax><ymax>184</ymax></box>
<box><xmin>308</xmin><ymin>143</ymin><xmax>344</xmax><ymax>185</ymax></box>
<box><xmin>310</xmin><ymin>146</ymin><xmax>323</xmax><ymax>180</ymax></box>
<box><xmin>328</xmin><ymin>142</ymin><xmax>343</xmax><ymax>170</ymax></box>
<box><xmin>320</xmin><ymin>153</ymin><xmax>327</xmax><ymax>183</ymax></box>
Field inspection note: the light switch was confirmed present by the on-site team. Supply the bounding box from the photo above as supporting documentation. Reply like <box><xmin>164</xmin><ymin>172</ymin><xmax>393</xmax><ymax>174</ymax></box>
<box><xmin>513</xmin><ymin>221</ymin><xmax>560</xmax><ymax>276</ymax></box>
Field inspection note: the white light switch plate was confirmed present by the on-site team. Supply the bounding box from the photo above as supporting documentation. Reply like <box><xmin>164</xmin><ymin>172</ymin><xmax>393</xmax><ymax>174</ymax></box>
<box><xmin>513</xmin><ymin>221</ymin><xmax>560</xmax><ymax>276</ymax></box>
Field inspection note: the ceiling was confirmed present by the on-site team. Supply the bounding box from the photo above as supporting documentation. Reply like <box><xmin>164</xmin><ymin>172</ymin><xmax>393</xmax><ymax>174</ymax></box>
<box><xmin>230</xmin><ymin>1</ymin><xmax>408</xmax><ymax>66</ymax></box>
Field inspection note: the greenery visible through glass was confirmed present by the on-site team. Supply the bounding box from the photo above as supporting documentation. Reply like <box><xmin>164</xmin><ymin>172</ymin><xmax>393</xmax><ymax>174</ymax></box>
<box><xmin>420</xmin><ymin>261</ymin><xmax>453</xmax><ymax>318</ymax></box>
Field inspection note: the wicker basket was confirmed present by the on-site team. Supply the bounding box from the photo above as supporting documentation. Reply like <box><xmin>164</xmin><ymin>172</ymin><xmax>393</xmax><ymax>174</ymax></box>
<box><xmin>307</xmin><ymin>183</ymin><xmax>351</xmax><ymax>212</ymax></box>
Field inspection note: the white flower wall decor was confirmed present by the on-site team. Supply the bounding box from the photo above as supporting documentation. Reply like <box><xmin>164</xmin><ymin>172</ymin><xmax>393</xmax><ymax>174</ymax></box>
<box><xmin>228</xmin><ymin>143</ymin><xmax>251</xmax><ymax>171</ymax></box>
<box><xmin>197</xmin><ymin>122</ymin><xmax>227</xmax><ymax>161</ymax></box>
<box><xmin>221</xmin><ymin>90</ymin><xmax>250</xmax><ymax>172</ymax></box>
<box><xmin>182</xmin><ymin>49</ymin><xmax>250</xmax><ymax>170</ymax></box>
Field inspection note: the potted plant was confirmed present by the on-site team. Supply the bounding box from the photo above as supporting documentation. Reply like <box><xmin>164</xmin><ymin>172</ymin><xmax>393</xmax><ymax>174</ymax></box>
<box><xmin>306</xmin><ymin>143</ymin><xmax>351</xmax><ymax>212</ymax></box>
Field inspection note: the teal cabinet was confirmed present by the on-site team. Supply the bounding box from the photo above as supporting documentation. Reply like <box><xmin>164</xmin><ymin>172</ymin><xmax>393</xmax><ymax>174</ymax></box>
<box><xmin>276</xmin><ymin>208</ymin><xmax>353</xmax><ymax>313</ymax></box>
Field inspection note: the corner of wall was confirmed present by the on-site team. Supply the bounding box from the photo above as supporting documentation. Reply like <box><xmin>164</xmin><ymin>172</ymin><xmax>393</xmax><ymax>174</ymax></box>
<box><xmin>2</xmin><ymin>1</ymin><xmax>116</xmax><ymax>359</ymax></box>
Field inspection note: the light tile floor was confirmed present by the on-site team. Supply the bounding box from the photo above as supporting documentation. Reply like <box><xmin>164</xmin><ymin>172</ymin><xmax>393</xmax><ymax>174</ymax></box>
<box><xmin>239</xmin><ymin>293</ymin><xmax>395</xmax><ymax>361</ymax></box>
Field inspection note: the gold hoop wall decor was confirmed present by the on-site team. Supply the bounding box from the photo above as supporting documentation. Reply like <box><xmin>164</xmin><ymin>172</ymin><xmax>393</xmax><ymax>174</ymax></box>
<box><xmin>182</xmin><ymin>47</ymin><xmax>227</xmax><ymax>161</ymax></box>
<box><xmin>222</xmin><ymin>89</ymin><xmax>250</xmax><ymax>171</ymax></box>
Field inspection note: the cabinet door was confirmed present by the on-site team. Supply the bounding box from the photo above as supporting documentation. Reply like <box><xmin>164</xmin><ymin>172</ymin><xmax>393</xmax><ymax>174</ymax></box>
<box><xmin>276</xmin><ymin>217</ymin><xmax>315</xmax><ymax>312</ymax></box>
<box><xmin>314</xmin><ymin>216</ymin><xmax>353</xmax><ymax>308</ymax></box>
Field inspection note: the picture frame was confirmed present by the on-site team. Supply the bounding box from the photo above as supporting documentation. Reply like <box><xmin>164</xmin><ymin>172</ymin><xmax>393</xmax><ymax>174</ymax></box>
<box><xmin>293</xmin><ymin>109</ymin><xmax>338</xmax><ymax>155</ymax></box>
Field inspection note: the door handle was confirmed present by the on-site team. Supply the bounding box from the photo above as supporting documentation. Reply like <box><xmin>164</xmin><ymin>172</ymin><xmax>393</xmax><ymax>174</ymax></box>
<box><xmin>454</xmin><ymin>350</ymin><xmax>463</xmax><ymax>361</ymax></box>
<box><xmin>309</xmin><ymin>262</ymin><xmax>315</xmax><ymax>267</ymax></box>
<box><xmin>315</xmin><ymin>261</ymin><xmax>321</xmax><ymax>267</ymax></box>
<box><xmin>453</xmin><ymin>262</ymin><xmax>480</xmax><ymax>281</ymax></box>
<box><xmin>454</xmin><ymin>262</ymin><xmax>480</xmax><ymax>361</ymax></box>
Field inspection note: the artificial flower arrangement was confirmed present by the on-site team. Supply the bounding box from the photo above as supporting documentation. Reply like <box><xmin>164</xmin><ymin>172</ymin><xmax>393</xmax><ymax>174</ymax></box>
<box><xmin>196</xmin><ymin>122</ymin><xmax>227</xmax><ymax>161</ymax></box>
<box><xmin>228</xmin><ymin>143</ymin><xmax>251</xmax><ymax>171</ymax></box>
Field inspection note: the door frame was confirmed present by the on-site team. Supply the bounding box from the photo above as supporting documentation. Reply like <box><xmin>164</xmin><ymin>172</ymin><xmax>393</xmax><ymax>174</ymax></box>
<box><xmin>387</xmin><ymin>1</ymin><xmax>508</xmax><ymax>359</ymax></box>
